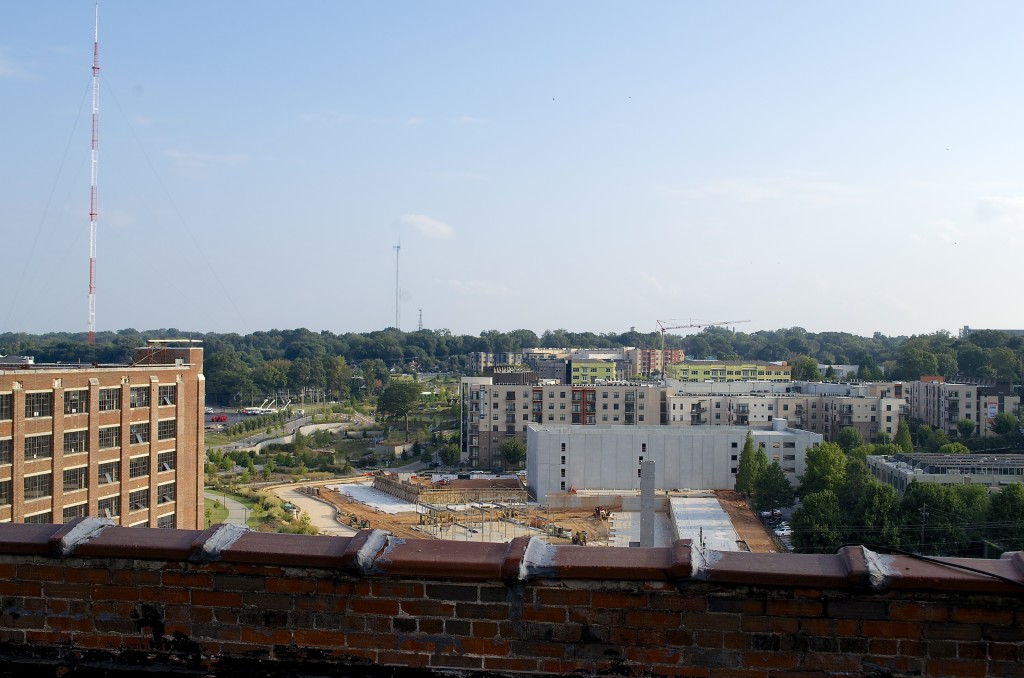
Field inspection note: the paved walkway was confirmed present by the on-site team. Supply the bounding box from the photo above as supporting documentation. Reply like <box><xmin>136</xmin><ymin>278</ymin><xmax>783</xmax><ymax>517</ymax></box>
<box><xmin>207</xmin><ymin>491</ymin><xmax>250</xmax><ymax>527</ymax></box>
<box><xmin>275</xmin><ymin>486</ymin><xmax>358</xmax><ymax>536</ymax></box>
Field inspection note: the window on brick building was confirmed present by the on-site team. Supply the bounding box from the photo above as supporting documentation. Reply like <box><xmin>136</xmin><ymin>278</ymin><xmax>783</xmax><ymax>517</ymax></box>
<box><xmin>24</xmin><ymin>392</ymin><xmax>53</xmax><ymax>418</ymax></box>
<box><xmin>24</xmin><ymin>512</ymin><xmax>52</xmax><ymax>524</ymax></box>
<box><xmin>64</xmin><ymin>389</ymin><xmax>88</xmax><ymax>415</ymax></box>
<box><xmin>98</xmin><ymin>496</ymin><xmax>119</xmax><ymax>518</ymax></box>
<box><xmin>24</xmin><ymin>473</ymin><xmax>52</xmax><ymax>500</ymax></box>
<box><xmin>157</xmin><ymin>450</ymin><xmax>176</xmax><ymax>472</ymax></box>
<box><xmin>98</xmin><ymin>461</ymin><xmax>120</xmax><ymax>484</ymax></box>
<box><xmin>98</xmin><ymin>388</ymin><xmax>120</xmax><ymax>411</ymax></box>
<box><xmin>24</xmin><ymin>434</ymin><xmax>52</xmax><ymax>460</ymax></box>
<box><xmin>157</xmin><ymin>483</ymin><xmax>176</xmax><ymax>505</ymax></box>
<box><xmin>63</xmin><ymin>466</ymin><xmax>88</xmax><ymax>492</ymax></box>
<box><xmin>0</xmin><ymin>393</ymin><xmax>10</xmax><ymax>420</ymax></box>
<box><xmin>129</xmin><ymin>489</ymin><xmax>149</xmax><ymax>511</ymax></box>
<box><xmin>157</xmin><ymin>419</ymin><xmax>176</xmax><ymax>440</ymax></box>
<box><xmin>63</xmin><ymin>503</ymin><xmax>87</xmax><ymax>521</ymax></box>
<box><xmin>129</xmin><ymin>455</ymin><xmax>150</xmax><ymax>479</ymax></box>
<box><xmin>99</xmin><ymin>426</ymin><xmax>120</xmax><ymax>450</ymax></box>
<box><xmin>130</xmin><ymin>423</ymin><xmax>150</xmax><ymax>444</ymax></box>
<box><xmin>0</xmin><ymin>439</ymin><xmax>11</xmax><ymax>465</ymax></box>
<box><xmin>64</xmin><ymin>430</ymin><xmax>88</xmax><ymax>455</ymax></box>
<box><xmin>158</xmin><ymin>385</ymin><xmax>176</xmax><ymax>406</ymax></box>
<box><xmin>157</xmin><ymin>514</ymin><xmax>175</xmax><ymax>529</ymax></box>
<box><xmin>129</xmin><ymin>387</ymin><xmax>150</xmax><ymax>409</ymax></box>
<box><xmin>0</xmin><ymin>480</ymin><xmax>10</xmax><ymax>506</ymax></box>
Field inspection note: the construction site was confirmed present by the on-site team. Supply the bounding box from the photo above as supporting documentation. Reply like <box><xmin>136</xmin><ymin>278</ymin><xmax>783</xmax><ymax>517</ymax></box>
<box><xmin>294</xmin><ymin>471</ymin><xmax>777</xmax><ymax>551</ymax></box>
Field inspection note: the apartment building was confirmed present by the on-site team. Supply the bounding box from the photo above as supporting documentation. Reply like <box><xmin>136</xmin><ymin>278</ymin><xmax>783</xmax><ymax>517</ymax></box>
<box><xmin>567</xmin><ymin>359</ymin><xmax>616</xmax><ymax>384</ymax></box>
<box><xmin>664</xmin><ymin>383</ymin><xmax>905</xmax><ymax>444</ymax></box>
<box><xmin>465</xmin><ymin>352</ymin><xmax>525</xmax><ymax>374</ymax></box>
<box><xmin>666</xmin><ymin>361</ymin><xmax>792</xmax><ymax>383</ymax></box>
<box><xmin>0</xmin><ymin>341</ymin><xmax>204</xmax><ymax>528</ymax></box>
<box><xmin>624</xmin><ymin>348</ymin><xmax>684</xmax><ymax>378</ymax></box>
<box><xmin>906</xmin><ymin>378</ymin><xmax>1020</xmax><ymax>439</ymax></box>
<box><xmin>460</xmin><ymin>376</ymin><xmax>660</xmax><ymax>468</ymax></box>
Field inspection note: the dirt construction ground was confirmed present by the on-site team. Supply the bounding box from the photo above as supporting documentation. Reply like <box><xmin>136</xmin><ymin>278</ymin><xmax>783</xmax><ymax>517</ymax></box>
<box><xmin>312</xmin><ymin>483</ymin><xmax>774</xmax><ymax>551</ymax></box>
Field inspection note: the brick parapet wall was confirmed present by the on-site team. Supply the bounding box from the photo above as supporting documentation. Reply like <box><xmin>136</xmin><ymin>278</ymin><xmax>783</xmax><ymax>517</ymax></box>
<box><xmin>0</xmin><ymin>520</ymin><xmax>1022</xmax><ymax>676</ymax></box>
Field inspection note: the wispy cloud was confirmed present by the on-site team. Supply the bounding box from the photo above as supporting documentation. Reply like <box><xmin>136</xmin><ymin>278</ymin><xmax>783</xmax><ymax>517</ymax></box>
<box><xmin>0</xmin><ymin>52</ymin><xmax>30</xmax><ymax>80</ymax></box>
<box><xmin>163</xmin><ymin>149</ymin><xmax>248</xmax><ymax>169</ymax></box>
<box><xmin>401</xmin><ymin>213</ymin><xmax>454</xmax><ymax>239</ymax></box>
<box><xmin>662</xmin><ymin>175</ymin><xmax>861</xmax><ymax>205</ymax></box>
<box><xmin>976</xmin><ymin>196</ymin><xmax>1024</xmax><ymax>223</ymax></box>
<box><xmin>455</xmin><ymin>115</ymin><xmax>485</xmax><ymax>125</ymax></box>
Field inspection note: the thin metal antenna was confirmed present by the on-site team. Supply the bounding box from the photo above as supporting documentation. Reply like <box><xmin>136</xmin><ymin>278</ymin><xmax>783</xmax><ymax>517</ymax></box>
<box><xmin>87</xmin><ymin>1</ymin><xmax>100</xmax><ymax>343</ymax></box>
<box><xmin>394</xmin><ymin>240</ymin><xmax>401</xmax><ymax>330</ymax></box>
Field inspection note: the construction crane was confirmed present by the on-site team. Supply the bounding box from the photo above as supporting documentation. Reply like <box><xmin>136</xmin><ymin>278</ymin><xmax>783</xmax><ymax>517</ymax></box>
<box><xmin>656</xmin><ymin>319</ymin><xmax>751</xmax><ymax>354</ymax></box>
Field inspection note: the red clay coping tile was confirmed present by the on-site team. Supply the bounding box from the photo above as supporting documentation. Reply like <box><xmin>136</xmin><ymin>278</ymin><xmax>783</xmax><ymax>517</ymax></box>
<box><xmin>378</xmin><ymin>539</ymin><xmax>511</xmax><ymax>580</ymax></box>
<box><xmin>0</xmin><ymin>523</ymin><xmax>63</xmax><ymax>555</ymax></box>
<box><xmin>0</xmin><ymin>523</ymin><xmax>1022</xmax><ymax>594</ymax></box>
<box><xmin>74</xmin><ymin>526</ymin><xmax>204</xmax><ymax>561</ymax></box>
<box><xmin>220</xmin><ymin>532</ymin><xmax>354</xmax><ymax>568</ymax></box>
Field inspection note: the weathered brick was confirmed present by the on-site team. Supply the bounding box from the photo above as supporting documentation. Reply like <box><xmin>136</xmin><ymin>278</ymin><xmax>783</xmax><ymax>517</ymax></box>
<box><xmin>953</xmin><ymin>606</ymin><xmax>1013</xmax><ymax>625</ymax></box>
<box><xmin>399</xmin><ymin>599</ymin><xmax>455</xmax><ymax>617</ymax></box>
<box><xmin>682</xmin><ymin>612</ymin><xmax>739</xmax><ymax>632</ymax></box>
<box><xmin>521</xmin><ymin>605</ymin><xmax>566</xmax><ymax>623</ymax></box>
<box><xmin>211</xmin><ymin>574</ymin><xmax>265</xmax><ymax>592</ymax></box>
<box><xmin>925</xmin><ymin>658</ymin><xmax>987</xmax><ymax>678</ymax></box>
<box><xmin>484</xmin><ymin>656</ymin><xmax>539</xmax><ymax>672</ymax></box>
<box><xmin>266</xmin><ymin>577</ymin><xmax>315</xmax><ymax>594</ymax></box>
<box><xmin>424</xmin><ymin>583</ymin><xmax>478</xmax><ymax>602</ymax></box>
<box><xmin>825</xmin><ymin>600</ymin><xmax>886</xmax><ymax>620</ymax></box>
<box><xmin>454</xmin><ymin>602</ymin><xmax>509</xmax><ymax>620</ymax></box>
<box><xmin>707</xmin><ymin>598</ymin><xmax>764</xmax><ymax>615</ymax></box>
<box><xmin>535</xmin><ymin>587</ymin><xmax>591</xmax><ymax>606</ymax></box>
<box><xmin>862</xmin><ymin>620</ymin><xmax>920</xmax><ymax>639</ymax></box>
<box><xmin>371</xmin><ymin>581</ymin><xmax>423</xmax><ymax>599</ymax></box>
<box><xmin>191</xmin><ymin>590</ymin><xmax>243</xmax><ymax>608</ymax></box>
<box><xmin>923</xmin><ymin>622</ymin><xmax>982</xmax><ymax>641</ymax></box>
<box><xmin>293</xmin><ymin>629</ymin><xmax>347</xmax><ymax>647</ymax></box>
<box><xmin>766</xmin><ymin>599</ymin><xmax>824</xmax><ymax>617</ymax></box>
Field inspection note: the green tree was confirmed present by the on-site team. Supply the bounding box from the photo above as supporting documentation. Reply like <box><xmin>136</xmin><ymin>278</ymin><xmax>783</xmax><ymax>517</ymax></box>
<box><xmin>439</xmin><ymin>443</ymin><xmax>461</xmax><ymax>467</ymax></box>
<box><xmin>790</xmin><ymin>356</ymin><xmax>820</xmax><ymax>381</ymax></box>
<box><xmin>989</xmin><ymin>346</ymin><xmax>1020</xmax><ymax>380</ymax></box>
<box><xmin>791</xmin><ymin>490</ymin><xmax>844</xmax><ymax>553</ymax></box>
<box><xmin>874</xmin><ymin>431</ymin><xmax>891</xmax><ymax>445</ymax></box>
<box><xmin>988</xmin><ymin>483</ymin><xmax>1024</xmax><ymax>551</ymax></box>
<box><xmin>937</xmin><ymin>442</ymin><xmax>970</xmax><ymax>455</ymax></box>
<box><xmin>991</xmin><ymin>412</ymin><xmax>1019</xmax><ymax>436</ymax></box>
<box><xmin>799</xmin><ymin>442</ymin><xmax>847</xmax><ymax>496</ymax></box>
<box><xmin>734</xmin><ymin>432</ymin><xmax>759</xmax><ymax>495</ymax></box>
<box><xmin>497</xmin><ymin>437</ymin><xmax>526</xmax><ymax>470</ymax></box>
<box><xmin>751</xmin><ymin>462</ymin><xmax>795</xmax><ymax>512</ymax></box>
<box><xmin>894</xmin><ymin>420</ymin><xmax>913</xmax><ymax>452</ymax></box>
<box><xmin>835</xmin><ymin>427</ymin><xmax>864</xmax><ymax>455</ymax></box>
<box><xmin>956</xmin><ymin>418</ymin><xmax>976</xmax><ymax>439</ymax></box>
<box><xmin>377</xmin><ymin>380</ymin><xmax>422</xmax><ymax>437</ymax></box>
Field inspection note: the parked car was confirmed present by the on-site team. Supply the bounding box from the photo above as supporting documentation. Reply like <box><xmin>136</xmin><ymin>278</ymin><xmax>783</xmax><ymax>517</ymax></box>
<box><xmin>210</xmin><ymin>414</ymin><xmax>228</xmax><ymax>422</ymax></box>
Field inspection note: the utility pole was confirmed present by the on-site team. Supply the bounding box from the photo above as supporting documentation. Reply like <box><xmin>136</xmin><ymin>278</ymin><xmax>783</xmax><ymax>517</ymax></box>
<box><xmin>919</xmin><ymin>503</ymin><xmax>929</xmax><ymax>551</ymax></box>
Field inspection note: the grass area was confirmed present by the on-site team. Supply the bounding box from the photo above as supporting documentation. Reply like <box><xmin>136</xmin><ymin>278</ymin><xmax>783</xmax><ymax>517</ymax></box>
<box><xmin>204</xmin><ymin>496</ymin><xmax>229</xmax><ymax>526</ymax></box>
<box><xmin>206</xmin><ymin>488</ymin><xmax>261</xmax><ymax>528</ymax></box>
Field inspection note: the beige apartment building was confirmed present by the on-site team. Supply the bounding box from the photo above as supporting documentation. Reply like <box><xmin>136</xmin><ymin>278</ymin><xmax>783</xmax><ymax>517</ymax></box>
<box><xmin>461</xmin><ymin>376</ymin><xmax>661</xmax><ymax>468</ymax></box>
<box><xmin>0</xmin><ymin>342</ymin><xmax>204</xmax><ymax>528</ymax></box>
<box><xmin>906</xmin><ymin>378</ymin><xmax>1020</xmax><ymax>439</ymax></box>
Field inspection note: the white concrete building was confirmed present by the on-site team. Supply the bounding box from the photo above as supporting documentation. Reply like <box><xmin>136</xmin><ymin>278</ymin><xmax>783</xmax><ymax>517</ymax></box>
<box><xmin>526</xmin><ymin>420</ymin><xmax>822</xmax><ymax>501</ymax></box>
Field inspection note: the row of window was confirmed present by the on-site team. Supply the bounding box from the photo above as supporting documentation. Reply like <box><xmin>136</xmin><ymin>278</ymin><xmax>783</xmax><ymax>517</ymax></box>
<box><xmin>1</xmin><ymin>424</ymin><xmax>177</xmax><ymax>463</ymax></box>
<box><xmin>2</xmin><ymin>474</ymin><xmax>176</xmax><ymax>508</ymax></box>
<box><xmin>0</xmin><ymin>385</ymin><xmax>178</xmax><ymax>421</ymax></box>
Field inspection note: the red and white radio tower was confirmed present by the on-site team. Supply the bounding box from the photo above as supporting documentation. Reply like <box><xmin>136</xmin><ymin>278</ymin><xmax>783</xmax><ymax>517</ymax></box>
<box><xmin>87</xmin><ymin>1</ymin><xmax>100</xmax><ymax>343</ymax></box>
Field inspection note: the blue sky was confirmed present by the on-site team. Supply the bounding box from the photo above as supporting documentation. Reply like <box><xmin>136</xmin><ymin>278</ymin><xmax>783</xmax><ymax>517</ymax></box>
<box><xmin>3</xmin><ymin>2</ymin><xmax>1024</xmax><ymax>339</ymax></box>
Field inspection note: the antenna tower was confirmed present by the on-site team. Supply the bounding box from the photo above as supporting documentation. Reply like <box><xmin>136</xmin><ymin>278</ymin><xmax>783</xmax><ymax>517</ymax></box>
<box><xmin>393</xmin><ymin>240</ymin><xmax>401</xmax><ymax>330</ymax></box>
<box><xmin>418</xmin><ymin>308</ymin><xmax>423</xmax><ymax>331</ymax></box>
<box><xmin>87</xmin><ymin>1</ymin><xmax>100</xmax><ymax>343</ymax></box>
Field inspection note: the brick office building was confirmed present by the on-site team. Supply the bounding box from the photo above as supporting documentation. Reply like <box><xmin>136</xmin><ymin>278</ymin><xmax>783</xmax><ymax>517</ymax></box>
<box><xmin>0</xmin><ymin>341</ymin><xmax>204</xmax><ymax>528</ymax></box>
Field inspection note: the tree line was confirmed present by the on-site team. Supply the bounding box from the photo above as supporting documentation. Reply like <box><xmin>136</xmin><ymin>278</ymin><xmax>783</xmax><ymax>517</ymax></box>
<box><xmin>737</xmin><ymin>422</ymin><xmax>1024</xmax><ymax>556</ymax></box>
<box><xmin>3</xmin><ymin>326</ymin><xmax>1022</xmax><ymax>405</ymax></box>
